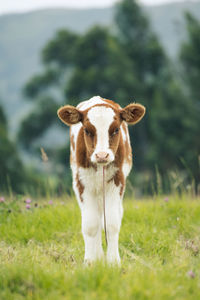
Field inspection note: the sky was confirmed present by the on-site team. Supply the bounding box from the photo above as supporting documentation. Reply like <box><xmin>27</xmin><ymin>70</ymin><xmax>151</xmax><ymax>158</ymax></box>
<box><xmin>0</xmin><ymin>0</ymin><xmax>187</xmax><ymax>15</ymax></box>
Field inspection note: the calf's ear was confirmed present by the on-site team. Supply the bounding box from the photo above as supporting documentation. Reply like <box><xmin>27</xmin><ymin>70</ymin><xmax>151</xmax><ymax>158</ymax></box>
<box><xmin>57</xmin><ymin>105</ymin><xmax>82</xmax><ymax>126</ymax></box>
<box><xmin>120</xmin><ymin>103</ymin><xmax>145</xmax><ymax>125</ymax></box>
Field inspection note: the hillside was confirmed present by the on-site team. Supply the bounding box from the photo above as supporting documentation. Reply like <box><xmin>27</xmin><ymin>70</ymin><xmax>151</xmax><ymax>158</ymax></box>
<box><xmin>0</xmin><ymin>1</ymin><xmax>200</xmax><ymax>133</ymax></box>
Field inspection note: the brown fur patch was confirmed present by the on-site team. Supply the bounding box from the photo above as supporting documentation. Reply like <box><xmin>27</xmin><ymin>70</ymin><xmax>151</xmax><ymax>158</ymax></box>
<box><xmin>109</xmin><ymin>120</ymin><xmax>121</xmax><ymax>136</ymax></box>
<box><xmin>113</xmin><ymin>170</ymin><xmax>124</xmax><ymax>186</ymax></box>
<box><xmin>75</xmin><ymin>118</ymin><xmax>98</xmax><ymax>168</ymax></box>
<box><xmin>114</xmin><ymin>169</ymin><xmax>125</xmax><ymax>197</ymax></box>
<box><xmin>101</xmin><ymin>97</ymin><xmax>121</xmax><ymax>109</ymax></box>
<box><xmin>83</xmin><ymin>120</ymin><xmax>97</xmax><ymax>157</ymax></box>
<box><xmin>76</xmin><ymin>172</ymin><xmax>84</xmax><ymax>202</ymax></box>
<box><xmin>107</xmin><ymin>132</ymin><xmax>126</xmax><ymax>196</ymax></box>
<box><xmin>109</xmin><ymin>120</ymin><xmax>122</xmax><ymax>157</ymax></box>
<box><xmin>120</xmin><ymin>184</ymin><xmax>124</xmax><ymax>197</ymax></box>
<box><xmin>70</xmin><ymin>153</ymin><xmax>73</xmax><ymax>165</ymax></box>
<box><xmin>76</xmin><ymin>127</ymin><xmax>90</xmax><ymax>168</ymax></box>
<box><xmin>122</xmin><ymin>122</ymin><xmax>132</xmax><ymax>165</ymax></box>
<box><xmin>114</xmin><ymin>133</ymin><xmax>126</xmax><ymax>196</ymax></box>
<box><xmin>84</xmin><ymin>103</ymin><xmax>118</xmax><ymax>116</ymax></box>
<box><xmin>114</xmin><ymin>133</ymin><xmax>125</xmax><ymax>168</ymax></box>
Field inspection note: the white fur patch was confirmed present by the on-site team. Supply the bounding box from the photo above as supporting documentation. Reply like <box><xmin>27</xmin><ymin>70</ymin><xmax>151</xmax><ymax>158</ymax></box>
<box><xmin>71</xmin><ymin>123</ymin><xmax>82</xmax><ymax>148</ymax></box>
<box><xmin>70</xmin><ymin>122</ymin><xmax>82</xmax><ymax>165</ymax></box>
<box><xmin>121</xmin><ymin>122</ymin><xmax>130</xmax><ymax>144</ymax></box>
<box><xmin>122</xmin><ymin>162</ymin><xmax>131</xmax><ymax>178</ymax></box>
<box><xmin>87</xmin><ymin>106</ymin><xmax>115</xmax><ymax>163</ymax></box>
<box><xmin>121</xmin><ymin>125</ymin><xmax>127</xmax><ymax>142</ymax></box>
<box><xmin>77</xmin><ymin>96</ymin><xmax>106</xmax><ymax>111</ymax></box>
<box><xmin>78</xmin><ymin>164</ymin><xmax>118</xmax><ymax>196</ymax></box>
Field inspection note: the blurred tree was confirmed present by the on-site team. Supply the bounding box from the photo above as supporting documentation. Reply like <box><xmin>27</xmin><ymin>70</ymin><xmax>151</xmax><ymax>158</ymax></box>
<box><xmin>115</xmin><ymin>0</ymin><xmax>167</xmax><ymax>171</ymax></box>
<box><xmin>65</xmin><ymin>26</ymin><xmax>140</xmax><ymax>103</ymax></box>
<box><xmin>115</xmin><ymin>0</ymin><xmax>198</xmax><ymax>183</ymax></box>
<box><xmin>180</xmin><ymin>13</ymin><xmax>200</xmax><ymax>101</ymax></box>
<box><xmin>18</xmin><ymin>30</ymin><xmax>80</xmax><ymax>152</ymax></box>
<box><xmin>115</xmin><ymin>0</ymin><xmax>166</xmax><ymax>84</ymax></box>
<box><xmin>179</xmin><ymin>12</ymin><xmax>200</xmax><ymax>186</ymax></box>
<box><xmin>0</xmin><ymin>104</ymin><xmax>25</xmax><ymax>192</ymax></box>
<box><xmin>18</xmin><ymin>96</ymin><xmax>58</xmax><ymax>149</ymax></box>
<box><xmin>24</xmin><ymin>69</ymin><xmax>60</xmax><ymax>99</ymax></box>
<box><xmin>42</xmin><ymin>29</ymin><xmax>79</xmax><ymax>67</ymax></box>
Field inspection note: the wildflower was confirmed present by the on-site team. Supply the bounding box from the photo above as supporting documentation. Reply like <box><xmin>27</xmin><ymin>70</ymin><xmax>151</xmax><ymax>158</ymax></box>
<box><xmin>49</xmin><ymin>200</ymin><xmax>53</xmax><ymax>205</ymax></box>
<box><xmin>164</xmin><ymin>197</ymin><xmax>169</xmax><ymax>202</ymax></box>
<box><xmin>0</xmin><ymin>196</ymin><xmax>5</xmax><ymax>203</ymax></box>
<box><xmin>187</xmin><ymin>270</ymin><xmax>195</xmax><ymax>278</ymax></box>
<box><xmin>25</xmin><ymin>198</ymin><xmax>31</xmax><ymax>204</ymax></box>
<box><xmin>185</xmin><ymin>240</ymin><xmax>199</xmax><ymax>255</ymax></box>
<box><xmin>26</xmin><ymin>204</ymin><xmax>31</xmax><ymax>209</ymax></box>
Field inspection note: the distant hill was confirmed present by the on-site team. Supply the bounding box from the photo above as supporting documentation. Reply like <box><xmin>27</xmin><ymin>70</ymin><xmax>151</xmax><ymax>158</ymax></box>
<box><xmin>0</xmin><ymin>1</ymin><xmax>200</xmax><ymax>134</ymax></box>
<box><xmin>144</xmin><ymin>1</ymin><xmax>200</xmax><ymax>56</ymax></box>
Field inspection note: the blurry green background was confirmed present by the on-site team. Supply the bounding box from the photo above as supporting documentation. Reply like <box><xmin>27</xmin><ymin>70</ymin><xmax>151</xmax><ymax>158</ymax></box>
<box><xmin>0</xmin><ymin>0</ymin><xmax>199</xmax><ymax>196</ymax></box>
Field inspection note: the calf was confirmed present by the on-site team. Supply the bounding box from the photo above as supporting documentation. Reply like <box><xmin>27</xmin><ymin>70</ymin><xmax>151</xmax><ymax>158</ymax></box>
<box><xmin>57</xmin><ymin>96</ymin><xmax>145</xmax><ymax>264</ymax></box>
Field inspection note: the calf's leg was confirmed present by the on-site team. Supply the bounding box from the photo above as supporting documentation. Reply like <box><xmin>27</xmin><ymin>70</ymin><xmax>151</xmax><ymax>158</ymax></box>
<box><xmin>81</xmin><ymin>196</ymin><xmax>103</xmax><ymax>263</ymax></box>
<box><xmin>106</xmin><ymin>193</ymin><xmax>123</xmax><ymax>265</ymax></box>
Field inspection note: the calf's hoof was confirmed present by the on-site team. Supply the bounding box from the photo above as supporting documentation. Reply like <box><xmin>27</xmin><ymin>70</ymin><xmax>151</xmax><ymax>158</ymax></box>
<box><xmin>107</xmin><ymin>255</ymin><xmax>121</xmax><ymax>266</ymax></box>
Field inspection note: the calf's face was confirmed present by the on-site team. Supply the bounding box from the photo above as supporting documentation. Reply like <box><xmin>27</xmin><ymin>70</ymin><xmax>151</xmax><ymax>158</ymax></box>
<box><xmin>57</xmin><ymin>103</ymin><xmax>145</xmax><ymax>165</ymax></box>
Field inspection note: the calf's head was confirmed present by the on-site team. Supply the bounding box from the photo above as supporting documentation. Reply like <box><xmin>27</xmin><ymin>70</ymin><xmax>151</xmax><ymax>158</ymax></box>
<box><xmin>57</xmin><ymin>103</ymin><xmax>145</xmax><ymax>165</ymax></box>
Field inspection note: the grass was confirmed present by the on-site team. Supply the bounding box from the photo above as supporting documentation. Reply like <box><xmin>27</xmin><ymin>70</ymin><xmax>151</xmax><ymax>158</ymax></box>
<box><xmin>0</xmin><ymin>195</ymin><xmax>200</xmax><ymax>300</ymax></box>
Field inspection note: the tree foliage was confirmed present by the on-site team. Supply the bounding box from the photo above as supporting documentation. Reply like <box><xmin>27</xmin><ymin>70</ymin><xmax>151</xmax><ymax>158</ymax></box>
<box><xmin>18</xmin><ymin>97</ymin><xmax>58</xmax><ymax>148</ymax></box>
<box><xmin>179</xmin><ymin>12</ymin><xmax>200</xmax><ymax>184</ymax></box>
<box><xmin>180</xmin><ymin>13</ymin><xmax>200</xmax><ymax>101</ymax></box>
<box><xmin>114</xmin><ymin>0</ymin><xmax>197</xmax><ymax>178</ymax></box>
<box><xmin>0</xmin><ymin>105</ymin><xmax>25</xmax><ymax>192</ymax></box>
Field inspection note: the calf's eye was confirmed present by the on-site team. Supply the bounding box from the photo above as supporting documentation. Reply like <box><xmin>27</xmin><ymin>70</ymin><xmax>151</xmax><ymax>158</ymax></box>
<box><xmin>84</xmin><ymin>128</ymin><xmax>93</xmax><ymax>137</ymax></box>
<box><xmin>111</xmin><ymin>128</ymin><xmax>119</xmax><ymax>136</ymax></box>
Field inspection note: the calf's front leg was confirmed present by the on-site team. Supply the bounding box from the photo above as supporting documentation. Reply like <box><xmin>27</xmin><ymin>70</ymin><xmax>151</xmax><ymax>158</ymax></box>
<box><xmin>81</xmin><ymin>197</ymin><xmax>104</xmax><ymax>263</ymax></box>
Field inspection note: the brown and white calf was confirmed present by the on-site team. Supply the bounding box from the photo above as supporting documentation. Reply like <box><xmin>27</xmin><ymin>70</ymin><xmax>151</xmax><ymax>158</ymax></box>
<box><xmin>57</xmin><ymin>96</ymin><xmax>145</xmax><ymax>264</ymax></box>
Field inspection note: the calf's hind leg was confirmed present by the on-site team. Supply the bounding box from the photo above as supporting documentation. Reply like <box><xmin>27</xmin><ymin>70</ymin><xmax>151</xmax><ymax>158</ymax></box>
<box><xmin>106</xmin><ymin>191</ymin><xmax>123</xmax><ymax>265</ymax></box>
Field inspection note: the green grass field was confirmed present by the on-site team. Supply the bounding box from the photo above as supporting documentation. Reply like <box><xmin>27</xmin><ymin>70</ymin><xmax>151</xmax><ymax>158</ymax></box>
<box><xmin>0</xmin><ymin>195</ymin><xmax>200</xmax><ymax>300</ymax></box>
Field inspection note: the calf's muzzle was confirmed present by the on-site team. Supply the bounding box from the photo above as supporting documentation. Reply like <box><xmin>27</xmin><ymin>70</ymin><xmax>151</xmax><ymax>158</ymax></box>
<box><xmin>95</xmin><ymin>152</ymin><xmax>109</xmax><ymax>164</ymax></box>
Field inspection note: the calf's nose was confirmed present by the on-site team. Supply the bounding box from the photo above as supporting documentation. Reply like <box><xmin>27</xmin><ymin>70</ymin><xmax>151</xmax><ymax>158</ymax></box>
<box><xmin>95</xmin><ymin>152</ymin><xmax>109</xmax><ymax>163</ymax></box>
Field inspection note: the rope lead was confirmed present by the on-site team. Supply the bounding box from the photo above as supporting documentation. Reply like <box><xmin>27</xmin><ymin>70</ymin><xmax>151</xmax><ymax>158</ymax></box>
<box><xmin>103</xmin><ymin>166</ymin><xmax>108</xmax><ymax>246</ymax></box>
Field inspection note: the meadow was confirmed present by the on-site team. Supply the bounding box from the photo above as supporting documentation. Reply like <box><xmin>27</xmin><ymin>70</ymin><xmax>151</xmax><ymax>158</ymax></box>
<box><xmin>0</xmin><ymin>194</ymin><xmax>200</xmax><ymax>300</ymax></box>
